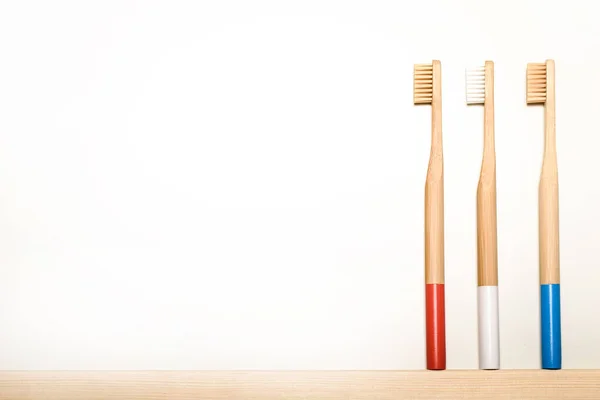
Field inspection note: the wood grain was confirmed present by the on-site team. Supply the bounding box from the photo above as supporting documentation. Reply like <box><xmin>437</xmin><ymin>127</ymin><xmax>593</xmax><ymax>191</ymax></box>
<box><xmin>538</xmin><ymin>59</ymin><xmax>560</xmax><ymax>284</ymax></box>
<box><xmin>0</xmin><ymin>370</ymin><xmax>598</xmax><ymax>400</ymax></box>
<box><xmin>477</xmin><ymin>61</ymin><xmax>498</xmax><ymax>287</ymax></box>
<box><xmin>425</xmin><ymin>59</ymin><xmax>444</xmax><ymax>284</ymax></box>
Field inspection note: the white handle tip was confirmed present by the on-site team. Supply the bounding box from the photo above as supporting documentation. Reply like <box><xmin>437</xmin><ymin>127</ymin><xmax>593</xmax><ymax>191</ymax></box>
<box><xmin>478</xmin><ymin>286</ymin><xmax>500</xmax><ymax>370</ymax></box>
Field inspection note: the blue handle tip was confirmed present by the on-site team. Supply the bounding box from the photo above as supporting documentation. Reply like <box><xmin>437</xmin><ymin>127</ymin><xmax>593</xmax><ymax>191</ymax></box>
<box><xmin>541</xmin><ymin>284</ymin><xmax>562</xmax><ymax>370</ymax></box>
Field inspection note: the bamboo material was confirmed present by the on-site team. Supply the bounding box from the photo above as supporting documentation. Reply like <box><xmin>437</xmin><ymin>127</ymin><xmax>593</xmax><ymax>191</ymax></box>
<box><xmin>468</xmin><ymin>61</ymin><xmax>500</xmax><ymax>370</ymax></box>
<box><xmin>415</xmin><ymin>60</ymin><xmax>446</xmax><ymax>370</ymax></box>
<box><xmin>528</xmin><ymin>59</ymin><xmax>561</xmax><ymax>370</ymax></box>
<box><xmin>424</xmin><ymin>60</ymin><xmax>444</xmax><ymax>284</ymax></box>
<box><xmin>528</xmin><ymin>59</ymin><xmax>559</xmax><ymax>284</ymax></box>
<box><xmin>538</xmin><ymin>60</ymin><xmax>559</xmax><ymax>285</ymax></box>
<box><xmin>477</xmin><ymin>61</ymin><xmax>498</xmax><ymax>286</ymax></box>
<box><xmin>0</xmin><ymin>370</ymin><xmax>599</xmax><ymax>400</ymax></box>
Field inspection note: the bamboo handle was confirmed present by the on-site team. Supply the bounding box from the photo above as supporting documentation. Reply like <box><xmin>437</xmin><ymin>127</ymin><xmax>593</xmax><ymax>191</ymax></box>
<box><xmin>425</xmin><ymin>176</ymin><xmax>444</xmax><ymax>283</ymax></box>
<box><xmin>424</xmin><ymin>60</ymin><xmax>445</xmax><ymax>371</ymax></box>
<box><xmin>536</xmin><ymin>59</ymin><xmax>561</xmax><ymax>370</ymax></box>
<box><xmin>425</xmin><ymin>61</ymin><xmax>444</xmax><ymax>285</ymax></box>
<box><xmin>539</xmin><ymin>180</ymin><xmax>559</xmax><ymax>283</ymax></box>
<box><xmin>539</xmin><ymin>60</ymin><xmax>559</xmax><ymax>285</ymax></box>
<box><xmin>477</xmin><ymin>61</ymin><xmax>498</xmax><ymax>286</ymax></box>
<box><xmin>476</xmin><ymin>61</ymin><xmax>499</xmax><ymax>370</ymax></box>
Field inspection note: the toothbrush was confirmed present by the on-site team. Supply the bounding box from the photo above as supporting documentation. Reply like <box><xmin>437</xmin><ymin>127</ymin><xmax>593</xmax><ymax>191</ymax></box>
<box><xmin>467</xmin><ymin>61</ymin><xmax>500</xmax><ymax>370</ymax></box>
<box><xmin>527</xmin><ymin>59</ymin><xmax>561</xmax><ymax>370</ymax></box>
<box><xmin>414</xmin><ymin>60</ymin><xmax>446</xmax><ymax>370</ymax></box>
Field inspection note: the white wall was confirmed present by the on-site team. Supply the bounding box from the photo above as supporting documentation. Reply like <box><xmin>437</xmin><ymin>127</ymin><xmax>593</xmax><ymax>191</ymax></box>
<box><xmin>0</xmin><ymin>0</ymin><xmax>598</xmax><ymax>370</ymax></box>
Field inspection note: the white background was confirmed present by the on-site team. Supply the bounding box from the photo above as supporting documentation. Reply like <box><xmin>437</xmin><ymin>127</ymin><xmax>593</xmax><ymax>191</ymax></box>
<box><xmin>0</xmin><ymin>0</ymin><xmax>598</xmax><ymax>370</ymax></box>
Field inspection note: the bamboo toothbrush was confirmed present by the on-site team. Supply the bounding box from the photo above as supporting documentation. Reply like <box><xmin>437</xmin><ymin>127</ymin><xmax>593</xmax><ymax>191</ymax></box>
<box><xmin>414</xmin><ymin>60</ymin><xmax>445</xmax><ymax>370</ymax></box>
<box><xmin>527</xmin><ymin>59</ymin><xmax>561</xmax><ymax>370</ymax></box>
<box><xmin>467</xmin><ymin>61</ymin><xmax>500</xmax><ymax>370</ymax></box>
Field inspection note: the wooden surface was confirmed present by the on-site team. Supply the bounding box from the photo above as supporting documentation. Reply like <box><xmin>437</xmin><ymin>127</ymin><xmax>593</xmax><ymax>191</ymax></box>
<box><xmin>424</xmin><ymin>59</ymin><xmax>444</xmax><ymax>284</ymax></box>
<box><xmin>537</xmin><ymin>59</ymin><xmax>560</xmax><ymax>284</ymax></box>
<box><xmin>0</xmin><ymin>370</ymin><xmax>598</xmax><ymax>399</ymax></box>
<box><xmin>477</xmin><ymin>60</ymin><xmax>498</xmax><ymax>287</ymax></box>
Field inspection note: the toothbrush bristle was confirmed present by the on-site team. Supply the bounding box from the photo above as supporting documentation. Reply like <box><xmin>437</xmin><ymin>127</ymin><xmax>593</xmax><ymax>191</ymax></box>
<box><xmin>527</xmin><ymin>63</ymin><xmax>547</xmax><ymax>104</ymax></box>
<box><xmin>414</xmin><ymin>64</ymin><xmax>433</xmax><ymax>104</ymax></box>
<box><xmin>466</xmin><ymin>66</ymin><xmax>485</xmax><ymax>104</ymax></box>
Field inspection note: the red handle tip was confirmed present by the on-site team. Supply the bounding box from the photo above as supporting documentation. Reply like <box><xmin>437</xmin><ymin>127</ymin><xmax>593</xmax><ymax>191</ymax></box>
<box><xmin>426</xmin><ymin>283</ymin><xmax>446</xmax><ymax>370</ymax></box>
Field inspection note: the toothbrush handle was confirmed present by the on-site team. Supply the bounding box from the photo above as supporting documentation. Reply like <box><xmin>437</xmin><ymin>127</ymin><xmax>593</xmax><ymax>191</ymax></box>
<box><xmin>539</xmin><ymin>60</ymin><xmax>560</xmax><ymax>369</ymax></box>
<box><xmin>425</xmin><ymin>171</ymin><xmax>445</xmax><ymax>370</ymax></box>
<box><xmin>476</xmin><ymin>162</ymin><xmax>499</xmax><ymax>369</ymax></box>
<box><xmin>476</xmin><ymin>61</ymin><xmax>499</xmax><ymax>370</ymax></box>
<box><xmin>539</xmin><ymin>177</ymin><xmax>560</xmax><ymax>370</ymax></box>
<box><xmin>424</xmin><ymin>60</ymin><xmax>445</xmax><ymax>371</ymax></box>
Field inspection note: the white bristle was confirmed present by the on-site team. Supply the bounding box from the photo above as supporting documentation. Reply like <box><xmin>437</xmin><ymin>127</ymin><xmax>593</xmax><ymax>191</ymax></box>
<box><xmin>466</xmin><ymin>66</ymin><xmax>485</xmax><ymax>105</ymax></box>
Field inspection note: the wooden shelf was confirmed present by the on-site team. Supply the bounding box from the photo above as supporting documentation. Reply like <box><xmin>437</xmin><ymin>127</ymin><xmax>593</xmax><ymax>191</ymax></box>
<box><xmin>0</xmin><ymin>370</ymin><xmax>599</xmax><ymax>399</ymax></box>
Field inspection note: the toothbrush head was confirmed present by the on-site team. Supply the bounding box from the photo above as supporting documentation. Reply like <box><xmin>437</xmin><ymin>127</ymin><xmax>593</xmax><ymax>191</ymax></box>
<box><xmin>527</xmin><ymin>62</ymin><xmax>547</xmax><ymax>104</ymax></box>
<box><xmin>466</xmin><ymin>65</ymin><xmax>485</xmax><ymax>105</ymax></box>
<box><xmin>414</xmin><ymin>63</ymin><xmax>433</xmax><ymax>104</ymax></box>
